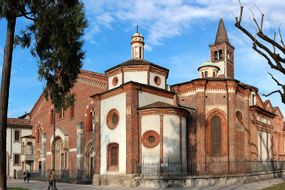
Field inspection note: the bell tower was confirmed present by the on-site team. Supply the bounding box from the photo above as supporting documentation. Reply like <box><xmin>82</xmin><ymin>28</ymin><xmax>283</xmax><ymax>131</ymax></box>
<box><xmin>131</xmin><ymin>27</ymin><xmax>144</xmax><ymax>60</ymax></box>
<box><xmin>210</xmin><ymin>18</ymin><xmax>234</xmax><ymax>79</ymax></box>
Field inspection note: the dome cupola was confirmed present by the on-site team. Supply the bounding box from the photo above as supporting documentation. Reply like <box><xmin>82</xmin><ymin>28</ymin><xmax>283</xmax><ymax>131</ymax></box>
<box><xmin>198</xmin><ymin>61</ymin><xmax>220</xmax><ymax>78</ymax></box>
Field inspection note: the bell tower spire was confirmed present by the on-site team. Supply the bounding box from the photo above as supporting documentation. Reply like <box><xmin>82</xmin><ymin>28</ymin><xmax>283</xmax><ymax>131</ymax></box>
<box><xmin>210</xmin><ymin>18</ymin><xmax>234</xmax><ymax>79</ymax></box>
<box><xmin>131</xmin><ymin>26</ymin><xmax>144</xmax><ymax>60</ymax></box>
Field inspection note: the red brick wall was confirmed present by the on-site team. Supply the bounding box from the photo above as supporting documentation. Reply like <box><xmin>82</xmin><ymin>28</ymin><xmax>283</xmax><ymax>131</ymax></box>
<box><xmin>30</xmin><ymin>75</ymin><xmax>107</xmax><ymax>171</ymax></box>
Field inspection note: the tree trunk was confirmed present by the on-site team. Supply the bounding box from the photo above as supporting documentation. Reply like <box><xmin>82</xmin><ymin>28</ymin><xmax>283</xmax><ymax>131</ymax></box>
<box><xmin>0</xmin><ymin>17</ymin><xmax>16</xmax><ymax>190</ymax></box>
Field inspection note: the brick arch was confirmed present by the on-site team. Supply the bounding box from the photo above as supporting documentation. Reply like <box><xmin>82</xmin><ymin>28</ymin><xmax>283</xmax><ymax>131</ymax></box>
<box><xmin>206</xmin><ymin>109</ymin><xmax>227</xmax><ymax>156</ymax></box>
<box><xmin>84</xmin><ymin>140</ymin><xmax>95</xmax><ymax>176</ymax></box>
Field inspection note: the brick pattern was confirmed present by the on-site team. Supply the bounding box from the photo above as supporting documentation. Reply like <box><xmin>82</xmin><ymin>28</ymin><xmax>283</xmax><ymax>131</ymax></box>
<box><xmin>30</xmin><ymin>72</ymin><xmax>107</xmax><ymax>171</ymax></box>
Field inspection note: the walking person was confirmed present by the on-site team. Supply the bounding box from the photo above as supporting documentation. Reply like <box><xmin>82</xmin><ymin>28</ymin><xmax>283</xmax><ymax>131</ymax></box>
<box><xmin>23</xmin><ymin>171</ymin><xmax>27</xmax><ymax>183</ymax></box>
<box><xmin>26</xmin><ymin>171</ymin><xmax>31</xmax><ymax>183</ymax></box>
<box><xmin>47</xmin><ymin>169</ymin><xmax>56</xmax><ymax>190</ymax></box>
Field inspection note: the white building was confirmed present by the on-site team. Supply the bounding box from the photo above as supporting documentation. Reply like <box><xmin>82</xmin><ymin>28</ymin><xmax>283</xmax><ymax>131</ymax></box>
<box><xmin>6</xmin><ymin>117</ymin><xmax>33</xmax><ymax>178</ymax></box>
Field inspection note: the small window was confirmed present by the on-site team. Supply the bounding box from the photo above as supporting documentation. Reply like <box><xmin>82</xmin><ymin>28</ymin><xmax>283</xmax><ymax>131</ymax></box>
<box><xmin>154</xmin><ymin>76</ymin><xmax>161</xmax><ymax>86</ymax></box>
<box><xmin>112</xmin><ymin>76</ymin><xmax>118</xmax><ymax>86</ymax></box>
<box><xmin>107</xmin><ymin>143</ymin><xmax>119</xmax><ymax>171</ymax></box>
<box><xmin>202</xmin><ymin>72</ymin><xmax>204</xmax><ymax>78</ymax></box>
<box><xmin>214</xmin><ymin>51</ymin><xmax>218</xmax><ymax>60</ymax></box>
<box><xmin>14</xmin><ymin>154</ymin><xmax>20</xmax><ymax>165</ymax></box>
<box><xmin>36</xmin><ymin>128</ymin><xmax>40</xmax><ymax>143</ymax></box>
<box><xmin>236</xmin><ymin>111</ymin><xmax>243</xmax><ymax>124</ymax></box>
<box><xmin>50</xmin><ymin>109</ymin><xmax>54</xmax><ymax>124</ymax></box>
<box><xmin>14</xmin><ymin>130</ymin><xmax>20</xmax><ymax>142</ymax></box>
<box><xmin>205</xmin><ymin>71</ymin><xmax>208</xmax><ymax>78</ymax></box>
<box><xmin>107</xmin><ymin>109</ymin><xmax>119</xmax><ymax>130</ymax></box>
<box><xmin>218</xmin><ymin>50</ymin><xmax>223</xmax><ymax>59</ymax></box>
<box><xmin>86</xmin><ymin>109</ymin><xmax>95</xmax><ymax>133</ymax></box>
<box><xmin>141</xmin><ymin>130</ymin><xmax>160</xmax><ymax>148</ymax></box>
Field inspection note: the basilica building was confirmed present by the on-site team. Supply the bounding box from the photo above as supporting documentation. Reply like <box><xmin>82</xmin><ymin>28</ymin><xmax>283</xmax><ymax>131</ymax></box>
<box><xmin>12</xmin><ymin>19</ymin><xmax>284</xmax><ymax>185</ymax></box>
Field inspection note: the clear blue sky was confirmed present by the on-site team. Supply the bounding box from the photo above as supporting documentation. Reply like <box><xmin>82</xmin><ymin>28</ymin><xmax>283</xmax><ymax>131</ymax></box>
<box><xmin>0</xmin><ymin>0</ymin><xmax>284</xmax><ymax>118</ymax></box>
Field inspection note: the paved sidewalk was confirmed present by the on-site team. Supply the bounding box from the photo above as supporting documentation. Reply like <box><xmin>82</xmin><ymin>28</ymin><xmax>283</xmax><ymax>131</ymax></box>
<box><xmin>7</xmin><ymin>178</ymin><xmax>285</xmax><ymax>190</ymax></box>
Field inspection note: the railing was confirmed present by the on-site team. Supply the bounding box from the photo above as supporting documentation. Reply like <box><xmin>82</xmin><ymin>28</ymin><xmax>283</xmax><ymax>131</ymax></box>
<box><xmin>136</xmin><ymin>160</ymin><xmax>285</xmax><ymax>177</ymax></box>
<box><xmin>17</xmin><ymin>170</ymin><xmax>94</xmax><ymax>184</ymax></box>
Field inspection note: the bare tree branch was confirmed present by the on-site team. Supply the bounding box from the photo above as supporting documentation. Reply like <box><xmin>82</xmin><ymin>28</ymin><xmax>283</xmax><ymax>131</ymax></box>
<box><xmin>257</xmin><ymin>31</ymin><xmax>285</xmax><ymax>55</ymax></box>
<box><xmin>278</xmin><ymin>27</ymin><xmax>285</xmax><ymax>47</ymax></box>
<box><xmin>268</xmin><ymin>73</ymin><xmax>282</xmax><ymax>86</ymax></box>
<box><xmin>249</xmin><ymin>8</ymin><xmax>261</xmax><ymax>32</ymax></box>
<box><xmin>253</xmin><ymin>2</ymin><xmax>264</xmax><ymax>31</ymax></box>
<box><xmin>252</xmin><ymin>44</ymin><xmax>281</xmax><ymax>71</ymax></box>
<box><xmin>263</xmin><ymin>90</ymin><xmax>282</xmax><ymax>97</ymax></box>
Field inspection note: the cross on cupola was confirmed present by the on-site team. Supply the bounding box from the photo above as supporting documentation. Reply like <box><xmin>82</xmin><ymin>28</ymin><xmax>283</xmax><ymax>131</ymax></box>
<box><xmin>131</xmin><ymin>25</ymin><xmax>145</xmax><ymax>60</ymax></box>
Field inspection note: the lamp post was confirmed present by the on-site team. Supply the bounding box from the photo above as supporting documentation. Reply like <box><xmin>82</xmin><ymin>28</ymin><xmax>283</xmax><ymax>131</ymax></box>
<box><xmin>52</xmin><ymin>109</ymin><xmax>57</xmax><ymax>190</ymax></box>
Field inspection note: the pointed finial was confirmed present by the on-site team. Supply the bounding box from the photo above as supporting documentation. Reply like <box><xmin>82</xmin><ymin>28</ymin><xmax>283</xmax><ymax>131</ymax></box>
<box><xmin>136</xmin><ymin>25</ymin><xmax>139</xmax><ymax>33</ymax></box>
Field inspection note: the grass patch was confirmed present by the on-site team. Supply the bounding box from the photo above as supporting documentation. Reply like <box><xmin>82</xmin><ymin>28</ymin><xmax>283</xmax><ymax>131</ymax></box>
<box><xmin>262</xmin><ymin>182</ymin><xmax>285</xmax><ymax>190</ymax></box>
<box><xmin>8</xmin><ymin>188</ymin><xmax>29</xmax><ymax>190</ymax></box>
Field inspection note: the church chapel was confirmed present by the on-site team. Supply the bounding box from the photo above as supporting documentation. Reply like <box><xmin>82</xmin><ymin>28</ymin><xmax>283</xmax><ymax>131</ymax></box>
<box><xmin>18</xmin><ymin>19</ymin><xmax>284</xmax><ymax>184</ymax></box>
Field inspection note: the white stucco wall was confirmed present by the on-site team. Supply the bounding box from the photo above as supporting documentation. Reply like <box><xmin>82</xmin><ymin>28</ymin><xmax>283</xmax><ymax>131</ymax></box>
<box><xmin>100</xmin><ymin>93</ymin><xmax>126</xmax><ymax>174</ymax></box>
<box><xmin>6</xmin><ymin>127</ymin><xmax>32</xmax><ymax>177</ymax></box>
<box><xmin>141</xmin><ymin>115</ymin><xmax>160</xmax><ymax>163</ymax></box>
<box><xmin>181</xmin><ymin>117</ymin><xmax>187</xmax><ymax>172</ymax></box>
<box><xmin>139</xmin><ymin>92</ymin><xmax>173</xmax><ymax>107</ymax></box>
<box><xmin>140</xmin><ymin>114</ymin><xmax>187</xmax><ymax>171</ymax></box>
<box><xmin>149</xmin><ymin>72</ymin><xmax>166</xmax><ymax>89</ymax></box>
<box><xmin>108</xmin><ymin>73</ymin><xmax>122</xmax><ymax>90</ymax></box>
<box><xmin>124</xmin><ymin>71</ymin><xmax>148</xmax><ymax>85</ymax></box>
<box><xmin>163</xmin><ymin>115</ymin><xmax>180</xmax><ymax>163</ymax></box>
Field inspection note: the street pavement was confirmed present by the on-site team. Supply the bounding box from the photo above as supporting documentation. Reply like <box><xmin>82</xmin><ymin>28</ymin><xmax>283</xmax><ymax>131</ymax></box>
<box><xmin>7</xmin><ymin>177</ymin><xmax>285</xmax><ymax>190</ymax></box>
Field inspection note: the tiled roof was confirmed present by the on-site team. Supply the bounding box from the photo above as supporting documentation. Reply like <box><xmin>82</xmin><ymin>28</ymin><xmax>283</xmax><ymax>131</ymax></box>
<box><xmin>7</xmin><ymin>118</ymin><xmax>32</xmax><ymax>128</ymax></box>
<box><xmin>139</xmin><ymin>101</ymin><xmax>184</xmax><ymax>110</ymax></box>
<box><xmin>105</xmin><ymin>59</ymin><xmax>169</xmax><ymax>73</ymax></box>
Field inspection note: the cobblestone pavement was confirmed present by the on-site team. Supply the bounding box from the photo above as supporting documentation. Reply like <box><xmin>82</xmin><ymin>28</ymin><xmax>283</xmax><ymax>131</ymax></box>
<box><xmin>7</xmin><ymin>178</ymin><xmax>285</xmax><ymax>190</ymax></box>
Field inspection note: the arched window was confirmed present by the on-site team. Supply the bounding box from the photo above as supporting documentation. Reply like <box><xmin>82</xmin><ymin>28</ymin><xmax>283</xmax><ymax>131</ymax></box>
<box><xmin>50</xmin><ymin>109</ymin><xmax>54</xmax><ymax>125</ymax></box>
<box><xmin>214</xmin><ymin>51</ymin><xmax>218</xmax><ymax>60</ymax></box>
<box><xmin>213</xmin><ymin>71</ymin><xmax>216</xmax><ymax>77</ymax></box>
<box><xmin>202</xmin><ymin>72</ymin><xmax>204</xmax><ymax>78</ymax></box>
<box><xmin>205</xmin><ymin>71</ymin><xmax>208</xmax><ymax>78</ymax></box>
<box><xmin>107</xmin><ymin>143</ymin><xmax>119</xmax><ymax>171</ymax></box>
<box><xmin>36</xmin><ymin>127</ymin><xmax>40</xmax><ymax>143</ymax></box>
<box><xmin>218</xmin><ymin>50</ymin><xmax>223</xmax><ymax>59</ymax></box>
<box><xmin>86</xmin><ymin>108</ymin><xmax>95</xmax><ymax>133</ymax></box>
<box><xmin>211</xmin><ymin>116</ymin><xmax>221</xmax><ymax>156</ymax></box>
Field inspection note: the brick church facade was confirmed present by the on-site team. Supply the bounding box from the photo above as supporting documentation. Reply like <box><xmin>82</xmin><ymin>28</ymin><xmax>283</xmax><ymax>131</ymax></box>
<box><xmin>13</xmin><ymin>19</ymin><xmax>284</xmax><ymax>184</ymax></box>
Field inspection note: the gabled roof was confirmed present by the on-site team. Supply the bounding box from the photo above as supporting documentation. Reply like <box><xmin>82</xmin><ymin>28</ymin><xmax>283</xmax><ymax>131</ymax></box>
<box><xmin>215</xmin><ymin>18</ymin><xmax>229</xmax><ymax>44</ymax></box>
<box><xmin>264</xmin><ymin>100</ymin><xmax>273</xmax><ymax>112</ymax></box>
<box><xmin>273</xmin><ymin>107</ymin><xmax>284</xmax><ymax>119</ymax></box>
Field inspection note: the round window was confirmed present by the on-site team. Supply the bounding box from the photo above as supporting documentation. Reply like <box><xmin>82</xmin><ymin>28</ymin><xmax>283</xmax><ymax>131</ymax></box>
<box><xmin>142</xmin><ymin>130</ymin><xmax>160</xmax><ymax>148</ymax></box>
<box><xmin>112</xmin><ymin>76</ymin><xmax>118</xmax><ymax>86</ymax></box>
<box><xmin>154</xmin><ymin>76</ymin><xmax>161</xmax><ymax>85</ymax></box>
<box><xmin>107</xmin><ymin>109</ymin><xmax>119</xmax><ymax>130</ymax></box>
